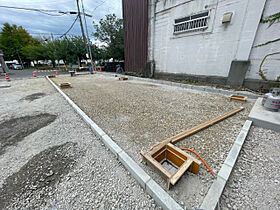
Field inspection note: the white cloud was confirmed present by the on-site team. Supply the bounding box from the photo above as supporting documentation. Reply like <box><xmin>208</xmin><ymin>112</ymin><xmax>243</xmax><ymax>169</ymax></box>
<box><xmin>0</xmin><ymin>0</ymin><xmax>122</xmax><ymax>39</ymax></box>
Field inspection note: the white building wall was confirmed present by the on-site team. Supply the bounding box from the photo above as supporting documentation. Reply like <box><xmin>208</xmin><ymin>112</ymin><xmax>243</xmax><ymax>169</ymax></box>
<box><xmin>152</xmin><ymin>0</ymin><xmax>277</xmax><ymax>80</ymax></box>
<box><xmin>246</xmin><ymin>0</ymin><xmax>280</xmax><ymax>80</ymax></box>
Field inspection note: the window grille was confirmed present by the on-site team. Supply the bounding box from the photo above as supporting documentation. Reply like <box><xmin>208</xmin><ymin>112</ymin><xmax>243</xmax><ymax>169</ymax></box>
<box><xmin>174</xmin><ymin>11</ymin><xmax>209</xmax><ymax>34</ymax></box>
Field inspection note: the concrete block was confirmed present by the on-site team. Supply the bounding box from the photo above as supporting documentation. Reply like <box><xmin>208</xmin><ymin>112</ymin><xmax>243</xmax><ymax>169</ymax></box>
<box><xmin>146</xmin><ymin>179</ymin><xmax>183</xmax><ymax>210</ymax></box>
<box><xmin>101</xmin><ymin>134</ymin><xmax>123</xmax><ymax>158</ymax></box>
<box><xmin>200</xmin><ymin>177</ymin><xmax>226</xmax><ymax>210</ymax></box>
<box><xmin>83</xmin><ymin>114</ymin><xmax>95</xmax><ymax>126</ymax></box>
<box><xmin>218</xmin><ymin>163</ymin><xmax>232</xmax><ymax>181</ymax></box>
<box><xmin>171</xmin><ymin>82</ymin><xmax>181</xmax><ymax>87</ymax></box>
<box><xmin>90</xmin><ymin>123</ymin><xmax>106</xmax><ymax>138</ymax></box>
<box><xmin>242</xmin><ymin>120</ymin><xmax>252</xmax><ymax>132</ymax></box>
<box><xmin>234</xmin><ymin>130</ymin><xmax>247</xmax><ymax>146</ymax></box>
<box><xmin>161</xmin><ymin>80</ymin><xmax>171</xmax><ymax>86</ymax></box>
<box><xmin>204</xmin><ymin>87</ymin><xmax>221</xmax><ymax>94</ymax></box>
<box><xmin>219</xmin><ymin>89</ymin><xmax>232</xmax><ymax>96</ymax></box>
<box><xmin>224</xmin><ymin>143</ymin><xmax>242</xmax><ymax>168</ymax></box>
<box><xmin>180</xmin><ymin>84</ymin><xmax>192</xmax><ymax>89</ymax></box>
<box><xmin>118</xmin><ymin>151</ymin><xmax>151</xmax><ymax>189</ymax></box>
<box><xmin>248</xmin><ymin>98</ymin><xmax>280</xmax><ymax>132</ymax></box>
<box><xmin>227</xmin><ymin>60</ymin><xmax>250</xmax><ymax>88</ymax></box>
<box><xmin>191</xmin><ymin>86</ymin><xmax>205</xmax><ymax>91</ymax></box>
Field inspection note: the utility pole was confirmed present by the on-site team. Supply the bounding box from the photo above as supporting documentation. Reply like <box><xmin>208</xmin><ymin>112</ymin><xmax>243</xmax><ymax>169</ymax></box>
<box><xmin>76</xmin><ymin>0</ymin><xmax>87</xmax><ymax>44</ymax></box>
<box><xmin>81</xmin><ymin>0</ymin><xmax>95</xmax><ymax>72</ymax></box>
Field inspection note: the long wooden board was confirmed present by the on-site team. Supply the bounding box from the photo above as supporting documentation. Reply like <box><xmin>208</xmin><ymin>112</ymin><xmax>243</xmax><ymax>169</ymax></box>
<box><xmin>151</xmin><ymin>107</ymin><xmax>244</xmax><ymax>151</ymax></box>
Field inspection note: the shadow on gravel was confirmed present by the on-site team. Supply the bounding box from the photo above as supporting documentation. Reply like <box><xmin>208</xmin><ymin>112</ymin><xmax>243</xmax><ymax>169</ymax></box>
<box><xmin>0</xmin><ymin>114</ymin><xmax>56</xmax><ymax>155</ymax></box>
<box><xmin>20</xmin><ymin>93</ymin><xmax>46</xmax><ymax>102</ymax></box>
<box><xmin>0</xmin><ymin>142</ymin><xmax>80</xmax><ymax>209</ymax></box>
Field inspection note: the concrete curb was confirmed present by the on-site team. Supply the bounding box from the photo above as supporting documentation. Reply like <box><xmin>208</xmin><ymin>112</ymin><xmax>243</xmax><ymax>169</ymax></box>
<box><xmin>95</xmin><ymin>72</ymin><xmax>259</xmax><ymax>99</ymax></box>
<box><xmin>46</xmin><ymin>76</ymin><xmax>183</xmax><ymax>210</ymax></box>
<box><xmin>200</xmin><ymin>120</ymin><xmax>252</xmax><ymax>210</ymax></box>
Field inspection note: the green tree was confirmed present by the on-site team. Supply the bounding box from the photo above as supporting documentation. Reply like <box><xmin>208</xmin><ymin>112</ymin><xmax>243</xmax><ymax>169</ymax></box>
<box><xmin>0</xmin><ymin>23</ymin><xmax>39</xmax><ymax>62</ymax></box>
<box><xmin>22</xmin><ymin>44</ymin><xmax>46</xmax><ymax>66</ymax></box>
<box><xmin>93</xmin><ymin>14</ymin><xmax>124</xmax><ymax>60</ymax></box>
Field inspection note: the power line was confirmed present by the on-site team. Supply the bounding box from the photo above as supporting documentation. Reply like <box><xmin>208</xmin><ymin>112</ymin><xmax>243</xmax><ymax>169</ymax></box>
<box><xmin>0</xmin><ymin>5</ymin><xmax>67</xmax><ymax>16</ymax></box>
<box><xmin>0</xmin><ymin>5</ymin><xmax>93</xmax><ymax>17</ymax></box>
<box><xmin>60</xmin><ymin>15</ymin><xmax>79</xmax><ymax>38</ymax></box>
<box><xmin>91</xmin><ymin>0</ymin><xmax>107</xmax><ymax>12</ymax></box>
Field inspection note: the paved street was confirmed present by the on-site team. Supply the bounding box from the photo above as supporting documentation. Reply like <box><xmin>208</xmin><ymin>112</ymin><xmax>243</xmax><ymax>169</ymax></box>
<box><xmin>0</xmin><ymin>69</ymin><xmax>69</xmax><ymax>81</ymax></box>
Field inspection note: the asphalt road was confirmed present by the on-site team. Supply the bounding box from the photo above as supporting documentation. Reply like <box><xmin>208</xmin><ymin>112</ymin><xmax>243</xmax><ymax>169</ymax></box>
<box><xmin>0</xmin><ymin>69</ymin><xmax>69</xmax><ymax>81</ymax></box>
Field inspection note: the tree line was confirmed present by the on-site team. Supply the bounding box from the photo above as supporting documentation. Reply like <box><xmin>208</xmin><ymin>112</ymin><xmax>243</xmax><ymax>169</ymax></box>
<box><xmin>0</xmin><ymin>14</ymin><xmax>124</xmax><ymax>68</ymax></box>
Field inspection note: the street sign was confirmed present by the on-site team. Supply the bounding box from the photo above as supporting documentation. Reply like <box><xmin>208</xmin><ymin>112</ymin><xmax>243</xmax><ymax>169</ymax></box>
<box><xmin>0</xmin><ymin>50</ymin><xmax>3</xmax><ymax>55</ymax></box>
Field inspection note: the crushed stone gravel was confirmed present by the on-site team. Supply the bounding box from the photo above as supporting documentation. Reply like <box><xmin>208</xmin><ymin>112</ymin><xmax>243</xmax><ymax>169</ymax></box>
<box><xmin>220</xmin><ymin>126</ymin><xmax>280</xmax><ymax>210</ymax></box>
<box><xmin>52</xmin><ymin>74</ymin><xmax>254</xmax><ymax>208</ymax></box>
<box><xmin>0</xmin><ymin>78</ymin><xmax>159</xmax><ymax>209</ymax></box>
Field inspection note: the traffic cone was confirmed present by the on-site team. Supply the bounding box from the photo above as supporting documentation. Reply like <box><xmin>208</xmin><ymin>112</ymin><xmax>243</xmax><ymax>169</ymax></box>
<box><xmin>4</xmin><ymin>73</ymin><xmax>11</xmax><ymax>82</ymax></box>
<box><xmin>75</xmin><ymin>69</ymin><xmax>77</xmax><ymax>74</ymax></box>
<box><xmin>56</xmin><ymin>70</ymin><xmax>59</xmax><ymax>76</ymax></box>
<box><xmin>33</xmin><ymin>71</ymin><xmax>37</xmax><ymax>78</ymax></box>
<box><xmin>99</xmin><ymin>66</ymin><xmax>102</xmax><ymax>72</ymax></box>
<box><xmin>94</xmin><ymin>66</ymin><xmax>97</xmax><ymax>72</ymax></box>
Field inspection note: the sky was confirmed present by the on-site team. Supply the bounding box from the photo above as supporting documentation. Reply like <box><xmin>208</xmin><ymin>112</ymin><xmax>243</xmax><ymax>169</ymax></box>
<box><xmin>0</xmin><ymin>0</ymin><xmax>122</xmax><ymax>40</ymax></box>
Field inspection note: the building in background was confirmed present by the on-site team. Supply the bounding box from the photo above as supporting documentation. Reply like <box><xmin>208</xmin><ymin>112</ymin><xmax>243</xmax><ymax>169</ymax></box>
<box><xmin>122</xmin><ymin>0</ymin><xmax>280</xmax><ymax>90</ymax></box>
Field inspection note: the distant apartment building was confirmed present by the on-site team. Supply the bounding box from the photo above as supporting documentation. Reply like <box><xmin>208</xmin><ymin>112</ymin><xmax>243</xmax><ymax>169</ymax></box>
<box><xmin>122</xmin><ymin>0</ymin><xmax>280</xmax><ymax>90</ymax></box>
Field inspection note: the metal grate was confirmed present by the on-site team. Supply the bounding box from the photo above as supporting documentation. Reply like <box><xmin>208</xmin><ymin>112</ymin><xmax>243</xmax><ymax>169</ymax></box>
<box><xmin>174</xmin><ymin>11</ymin><xmax>209</xmax><ymax>34</ymax></box>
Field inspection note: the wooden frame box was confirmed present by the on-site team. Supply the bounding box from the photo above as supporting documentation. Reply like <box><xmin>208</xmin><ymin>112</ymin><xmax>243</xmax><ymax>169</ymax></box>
<box><xmin>141</xmin><ymin>143</ymin><xmax>201</xmax><ymax>189</ymax></box>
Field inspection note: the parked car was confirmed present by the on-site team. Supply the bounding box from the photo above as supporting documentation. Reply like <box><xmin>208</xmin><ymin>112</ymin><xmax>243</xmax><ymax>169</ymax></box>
<box><xmin>11</xmin><ymin>64</ymin><xmax>23</xmax><ymax>70</ymax></box>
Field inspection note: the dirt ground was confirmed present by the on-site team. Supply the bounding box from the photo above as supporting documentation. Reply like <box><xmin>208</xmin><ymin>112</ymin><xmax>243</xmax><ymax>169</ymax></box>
<box><xmin>0</xmin><ymin>78</ymin><xmax>158</xmax><ymax>209</ymax></box>
<box><xmin>52</xmin><ymin>74</ymin><xmax>254</xmax><ymax>208</ymax></box>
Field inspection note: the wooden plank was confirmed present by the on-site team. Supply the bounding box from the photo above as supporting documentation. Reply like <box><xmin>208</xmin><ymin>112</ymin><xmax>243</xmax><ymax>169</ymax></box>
<box><xmin>152</xmin><ymin>145</ymin><xmax>166</xmax><ymax>158</ymax></box>
<box><xmin>230</xmin><ymin>95</ymin><xmax>247</xmax><ymax>103</ymax></box>
<box><xmin>190</xmin><ymin>161</ymin><xmax>200</xmax><ymax>174</ymax></box>
<box><xmin>166</xmin><ymin>150</ymin><xmax>184</xmax><ymax>167</ymax></box>
<box><xmin>141</xmin><ymin>152</ymin><xmax>172</xmax><ymax>178</ymax></box>
<box><xmin>0</xmin><ymin>84</ymin><xmax>11</xmax><ymax>88</ymax></box>
<box><xmin>170</xmin><ymin>158</ymin><xmax>193</xmax><ymax>185</ymax></box>
<box><xmin>154</xmin><ymin>150</ymin><xmax>165</xmax><ymax>162</ymax></box>
<box><xmin>150</xmin><ymin>143</ymin><xmax>166</xmax><ymax>157</ymax></box>
<box><xmin>119</xmin><ymin>77</ymin><xmax>128</xmax><ymax>81</ymax></box>
<box><xmin>151</xmin><ymin>107</ymin><xmax>244</xmax><ymax>150</ymax></box>
<box><xmin>167</xmin><ymin>144</ymin><xmax>201</xmax><ymax>174</ymax></box>
<box><xmin>60</xmin><ymin>82</ymin><xmax>71</xmax><ymax>88</ymax></box>
<box><xmin>167</xmin><ymin>144</ymin><xmax>187</xmax><ymax>161</ymax></box>
<box><xmin>166</xmin><ymin>148</ymin><xmax>186</xmax><ymax>163</ymax></box>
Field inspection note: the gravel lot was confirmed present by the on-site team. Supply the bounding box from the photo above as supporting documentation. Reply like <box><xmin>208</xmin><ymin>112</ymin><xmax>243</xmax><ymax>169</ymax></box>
<box><xmin>52</xmin><ymin>74</ymin><xmax>254</xmax><ymax>208</ymax></box>
<box><xmin>0</xmin><ymin>78</ymin><xmax>158</xmax><ymax>209</ymax></box>
<box><xmin>220</xmin><ymin>126</ymin><xmax>280</xmax><ymax>210</ymax></box>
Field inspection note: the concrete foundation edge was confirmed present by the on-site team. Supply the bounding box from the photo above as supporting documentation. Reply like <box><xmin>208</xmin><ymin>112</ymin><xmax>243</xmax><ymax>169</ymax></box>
<box><xmin>96</xmin><ymin>72</ymin><xmax>259</xmax><ymax>99</ymax></box>
<box><xmin>200</xmin><ymin>120</ymin><xmax>252</xmax><ymax>210</ymax></box>
<box><xmin>46</xmin><ymin>76</ymin><xmax>183</xmax><ymax>210</ymax></box>
<box><xmin>248</xmin><ymin>116</ymin><xmax>280</xmax><ymax>132</ymax></box>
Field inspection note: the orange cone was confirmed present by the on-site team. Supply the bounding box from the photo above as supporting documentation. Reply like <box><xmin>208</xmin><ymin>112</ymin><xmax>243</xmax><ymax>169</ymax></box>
<box><xmin>33</xmin><ymin>71</ymin><xmax>37</xmax><ymax>78</ymax></box>
<box><xmin>99</xmin><ymin>66</ymin><xmax>102</xmax><ymax>72</ymax></box>
<box><xmin>4</xmin><ymin>73</ymin><xmax>11</xmax><ymax>81</ymax></box>
<box><xmin>56</xmin><ymin>70</ymin><xmax>59</xmax><ymax>76</ymax></box>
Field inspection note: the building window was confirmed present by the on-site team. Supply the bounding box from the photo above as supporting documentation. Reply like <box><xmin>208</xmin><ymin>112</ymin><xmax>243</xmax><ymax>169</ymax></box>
<box><xmin>174</xmin><ymin>11</ymin><xmax>209</xmax><ymax>34</ymax></box>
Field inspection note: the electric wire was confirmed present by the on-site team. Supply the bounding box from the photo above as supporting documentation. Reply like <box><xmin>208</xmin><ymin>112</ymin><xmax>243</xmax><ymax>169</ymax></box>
<box><xmin>60</xmin><ymin>15</ymin><xmax>79</xmax><ymax>38</ymax></box>
<box><xmin>0</xmin><ymin>5</ymin><xmax>67</xmax><ymax>16</ymax></box>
